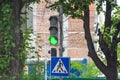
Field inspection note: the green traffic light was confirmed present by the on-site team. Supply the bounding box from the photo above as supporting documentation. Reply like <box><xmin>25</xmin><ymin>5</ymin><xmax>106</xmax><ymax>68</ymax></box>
<box><xmin>49</xmin><ymin>36</ymin><xmax>58</xmax><ymax>45</ymax></box>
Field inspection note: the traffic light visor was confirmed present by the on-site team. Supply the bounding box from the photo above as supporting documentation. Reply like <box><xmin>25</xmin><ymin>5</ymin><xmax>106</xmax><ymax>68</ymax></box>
<box><xmin>49</xmin><ymin>36</ymin><xmax>58</xmax><ymax>45</ymax></box>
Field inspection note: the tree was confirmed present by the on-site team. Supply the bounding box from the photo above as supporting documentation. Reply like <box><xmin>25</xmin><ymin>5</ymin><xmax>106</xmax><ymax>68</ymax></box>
<box><xmin>0</xmin><ymin>0</ymin><xmax>40</xmax><ymax>80</ymax></box>
<box><xmin>47</xmin><ymin>0</ymin><xmax>120</xmax><ymax>80</ymax></box>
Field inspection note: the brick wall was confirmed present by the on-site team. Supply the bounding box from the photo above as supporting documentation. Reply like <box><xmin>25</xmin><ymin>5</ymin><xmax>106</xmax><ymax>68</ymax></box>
<box><xmin>34</xmin><ymin>1</ymin><xmax>95</xmax><ymax>62</ymax></box>
<box><xmin>67</xmin><ymin>4</ymin><xmax>95</xmax><ymax>61</ymax></box>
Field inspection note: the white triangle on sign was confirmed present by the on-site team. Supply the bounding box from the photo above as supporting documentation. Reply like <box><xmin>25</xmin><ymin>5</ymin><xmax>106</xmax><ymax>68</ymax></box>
<box><xmin>52</xmin><ymin>59</ymin><xmax>68</xmax><ymax>73</ymax></box>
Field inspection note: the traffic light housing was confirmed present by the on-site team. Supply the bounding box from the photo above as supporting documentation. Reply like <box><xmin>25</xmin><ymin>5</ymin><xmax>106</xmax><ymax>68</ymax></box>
<box><xmin>51</xmin><ymin>48</ymin><xmax>57</xmax><ymax>57</ymax></box>
<box><xmin>49</xmin><ymin>16</ymin><xmax>58</xmax><ymax>45</ymax></box>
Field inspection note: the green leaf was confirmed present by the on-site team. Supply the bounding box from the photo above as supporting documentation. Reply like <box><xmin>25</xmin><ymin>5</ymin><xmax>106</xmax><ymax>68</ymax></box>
<box><xmin>11</xmin><ymin>42</ymin><xmax>15</xmax><ymax>47</ymax></box>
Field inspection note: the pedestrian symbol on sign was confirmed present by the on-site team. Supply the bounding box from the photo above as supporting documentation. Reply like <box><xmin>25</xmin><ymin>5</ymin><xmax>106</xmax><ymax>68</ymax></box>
<box><xmin>51</xmin><ymin>57</ymin><xmax>70</xmax><ymax>76</ymax></box>
<box><xmin>52</xmin><ymin>59</ymin><xmax>68</xmax><ymax>73</ymax></box>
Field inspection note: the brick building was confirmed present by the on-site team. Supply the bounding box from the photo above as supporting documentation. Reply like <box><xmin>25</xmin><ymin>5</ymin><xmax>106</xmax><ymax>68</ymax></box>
<box><xmin>28</xmin><ymin>0</ymin><xmax>95</xmax><ymax>62</ymax></box>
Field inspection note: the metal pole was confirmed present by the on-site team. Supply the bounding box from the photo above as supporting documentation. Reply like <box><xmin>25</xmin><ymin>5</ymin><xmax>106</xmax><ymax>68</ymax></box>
<box><xmin>59</xmin><ymin>5</ymin><xmax>63</xmax><ymax>57</ymax></box>
<box><xmin>59</xmin><ymin>5</ymin><xmax>63</xmax><ymax>80</ymax></box>
<box><xmin>44</xmin><ymin>34</ymin><xmax>47</xmax><ymax>80</ymax></box>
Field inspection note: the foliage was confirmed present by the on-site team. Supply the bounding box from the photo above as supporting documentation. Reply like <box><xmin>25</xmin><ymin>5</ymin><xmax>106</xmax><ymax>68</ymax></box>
<box><xmin>117</xmin><ymin>43</ymin><xmax>120</xmax><ymax>72</ymax></box>
<box><xmin>22</xmin><ymin>61</ymin><xmax>44</xmax><ymax>80</ymax></box>
<box><xmin>70</xmin><ymin>62</ymin><xmax>101</xmax><ymax>78</ymax></box>
<box><xmin>0</xmin><ymin>0</ymin><xmax>41</xmax><ymax>79</ymax></box>
<box><xmin>81</xmin><ymin>62</ymin><xmax>101</xmax><ymax>78</ymax></box>
<box><xmin>70</xmin><ymin>61</ymin><xmax>82</xmax><ymax>77</ymax></box>
<box><xmin>20</xmin><ymin>27</ymin><xmax>34</xmax><ymax>63</ymax></box>
<box><xmin>46</xmin><ymin>0</ymin><xmax>94</xmax><ymax>18</ymax></box>
<box><xmin>96</xmin><ymin>0</ymin><xmax>117</xmax><ymax>14</ymax></box>
<box><xmin>0</xmin><ymin>2</ymin><xmax>15</xmax><ymax>77</ymax></box>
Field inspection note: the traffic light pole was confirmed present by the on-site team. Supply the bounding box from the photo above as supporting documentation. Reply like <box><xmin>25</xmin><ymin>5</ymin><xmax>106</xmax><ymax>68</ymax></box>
<box><xmin>49</xmin><ymin>5</ymin><xmax>63</xmax><ymax>80</ymax></box>
<box><xmin>59</xmin><ymin>5</ymin><xmax>63</xmax><ymax>57</ymax></box>
<box><xmin>59</xmin><ymin>5</ymin><xmax>63</xmax><ymax>80</ymax></box>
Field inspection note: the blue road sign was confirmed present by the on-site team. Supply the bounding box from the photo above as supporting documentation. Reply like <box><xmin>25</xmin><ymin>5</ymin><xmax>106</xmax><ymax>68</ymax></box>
<box><xmin>51</xmin><ymin>57</ymin><xmax>70</xmax><ymax>76</ymax></box>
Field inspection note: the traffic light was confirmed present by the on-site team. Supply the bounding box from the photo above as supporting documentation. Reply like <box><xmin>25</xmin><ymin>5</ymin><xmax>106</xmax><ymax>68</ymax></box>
<box><xmin>49</xmin><ymin>16</ymin><xmax>58</xmax><ymax>45</ymax></box>
<box><xmin>51</xmin><ymin>48</ymin><xmax>57</xmax><ymax>57</ymax></box>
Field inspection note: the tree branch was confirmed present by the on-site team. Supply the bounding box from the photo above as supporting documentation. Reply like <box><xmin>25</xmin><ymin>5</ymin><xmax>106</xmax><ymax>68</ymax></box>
<box><xmin>105</xmin><ymin>1</ymin><xmax>112</xmax><ymax>29</ymax></box>
<box><xmin>83</xmin><ymin>6</ymin><xmax>107</xmax><ymax>73</ymax></box>
<box><xmin>111</xmin><ymin>35</ymin><xmax>118</xmax><ymax>51</ymax></box>
<box><xmin>115</xmin><ymin>22</ymin><xmax>120</xmax><ymax>43</ymax></box>
<box><xmin>98</xmin><ymin>29</ymin><xmax>110</xmax><ymax>56</ymax></box>
<box><xmin>117</xmin><ymin>38</ymin><xmax>120</xmax><ymax>43</ymax></box>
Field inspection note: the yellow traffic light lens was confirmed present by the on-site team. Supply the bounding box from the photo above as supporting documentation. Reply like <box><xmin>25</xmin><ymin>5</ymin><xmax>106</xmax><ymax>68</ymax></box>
<box><xmin>49</xmin><ymin>36</ymin><xmax>58</xmax><ymax>45</ymax></box>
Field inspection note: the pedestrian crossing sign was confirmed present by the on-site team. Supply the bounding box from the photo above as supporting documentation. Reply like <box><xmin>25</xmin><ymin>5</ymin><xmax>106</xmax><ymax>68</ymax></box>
<box><xmin>51</xmin><ymin>57</ymin><xmax>70</xmax><ymax>76</ymax></box>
